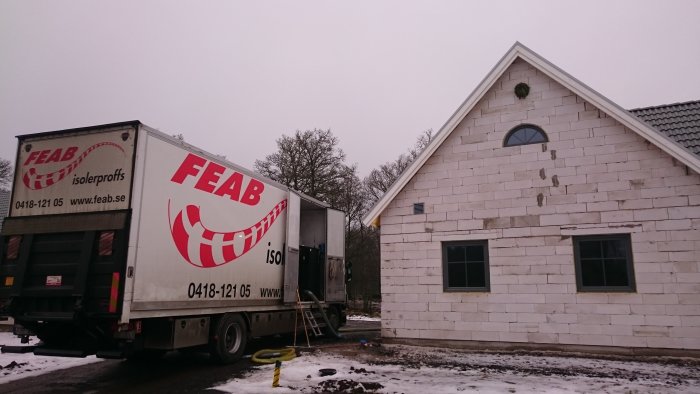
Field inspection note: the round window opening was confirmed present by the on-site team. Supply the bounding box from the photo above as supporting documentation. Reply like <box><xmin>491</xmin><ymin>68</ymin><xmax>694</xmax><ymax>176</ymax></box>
<box><xmin>504</xmin><ymin>125</ymin><xmax>548</xmax><ymax>147</ymax></box>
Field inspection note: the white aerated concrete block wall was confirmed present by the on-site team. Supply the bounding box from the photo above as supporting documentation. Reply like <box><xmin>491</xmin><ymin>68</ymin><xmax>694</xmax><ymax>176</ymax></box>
<box><xmin>380</xmin><ymin>58</ymin><xmax>700</xmax><ymax>350</ymax></box>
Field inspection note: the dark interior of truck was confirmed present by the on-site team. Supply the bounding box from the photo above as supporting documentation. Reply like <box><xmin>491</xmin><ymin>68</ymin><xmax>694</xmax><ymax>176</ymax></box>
<box><xmin>298</xmin><ymin>245</ymin><xmax>324</xmax><ymax>301</ymax></box>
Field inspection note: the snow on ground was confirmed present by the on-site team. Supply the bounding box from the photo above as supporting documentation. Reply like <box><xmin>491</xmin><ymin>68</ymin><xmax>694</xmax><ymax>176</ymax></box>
<box><xmin>346</xmin><ymin>314</ymin><xmax>381</xmax><ymax>322</ymax></box>
<box><xmin>215</xmin><ymin>343</ymin><xmax>700</xmax><ymax>393</ymax></box>
<box><xmin>0</xmin><ymin>331</ymin><xmax>101</xmax><ymax>384</ymax></box>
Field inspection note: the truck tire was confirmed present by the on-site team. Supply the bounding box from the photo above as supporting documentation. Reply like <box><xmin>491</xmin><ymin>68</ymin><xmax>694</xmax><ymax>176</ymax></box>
<box><xmin>210</xmin><ymin>313</ymin><xmax>248</xmax><ymax>364</ymax></box>
<box><xmin>324</xmin><ymin>306</ymin><xmax>341</xmax><ymax>335</ymax></box>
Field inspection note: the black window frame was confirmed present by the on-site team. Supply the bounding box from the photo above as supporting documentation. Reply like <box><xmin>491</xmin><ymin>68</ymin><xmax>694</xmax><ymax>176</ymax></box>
<box><xmin>503</xmin><ymin>124</ymin><xmax>548</xmax><ymax>147</ymax></box>
<box><xmin>442</xmin><ymin>240</ymin><xmax>490</xmax><ymax>292</ymax></box>
<box><xmin>573</xmin><ymin>234</ymin><xmax>636</xmax><ymax>292</ymax></box>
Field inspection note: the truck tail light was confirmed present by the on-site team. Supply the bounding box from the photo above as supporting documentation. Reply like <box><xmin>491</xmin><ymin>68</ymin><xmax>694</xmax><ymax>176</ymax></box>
<box><xmin>109</xmin><ymin>272</ymin><xmax>120</xmax><ymax>313</ymax></box>
<box><xmin>6</xmin><ymin>236</ymin><xmax>21</xmax><ymax>260</ymax></box>
<box><xmin>98</xmin><ymin>231</ymin><xmax>114</xmax><ymax>256</ymax></box>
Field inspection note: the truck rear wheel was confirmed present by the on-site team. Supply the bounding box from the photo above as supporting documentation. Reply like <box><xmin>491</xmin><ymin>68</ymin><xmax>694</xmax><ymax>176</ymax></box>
<box><xmin>324</xmin><ymin>306</ymin><xmax>341</xmax><ymax>335</ymax></box>
<box><xmin>210</xmin><ymin>313</ymin><xmax>248</xmax><ymax>364</ymax></box>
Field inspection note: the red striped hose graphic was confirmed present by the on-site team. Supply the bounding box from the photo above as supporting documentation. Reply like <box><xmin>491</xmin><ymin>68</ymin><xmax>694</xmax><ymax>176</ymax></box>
<box><xmin>22</xmin><ymin>142</ymin><xmax>125</xmax><ymax>190</ymax></box>
<box><xmin>168</xmin><ymin>199</ymin><xmax>287</xmax><ymax>268</ymax></box>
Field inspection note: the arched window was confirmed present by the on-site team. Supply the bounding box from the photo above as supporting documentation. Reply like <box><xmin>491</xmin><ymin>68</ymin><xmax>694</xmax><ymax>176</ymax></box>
<box><xmin>503</xmin><ymin>124</ymin><xmax>548</xmax><ymax>147</ymax></box>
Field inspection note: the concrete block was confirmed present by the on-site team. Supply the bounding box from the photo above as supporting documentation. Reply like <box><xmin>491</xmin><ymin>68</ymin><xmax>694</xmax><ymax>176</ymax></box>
<box><xmin>471</xmin><ymin>331</ymin><xmax>500</xmax><ymax>341</ymax></box>
<box><xmin>619</xmin><ymin>199</ymin><xmax>653</xmax><ymax>210</ymax></box>
<box><xmin>655</xmin><ymin>219</ymin><xmax>692</xmax><ymax>231</ymax></box>
<box><xmin>633</xmin><ymin>208</ymin><xmax>669</xmax><ymax>221</ymax></box>
<box><xmin>512</xmin><ymin>323</ymin><xmax>541</xmax><ymax>333</ymax></box>
<box><xmin>499</xmin><ymin>332</ymin><xmax>529</xmax><ymax>342</ymax></box>
<box><xmin>578</xmin><ymin>334</ymin><xmax>613</xmax><ymax>346</ymax></box>
<box><xmin>540</xmin><ymin>212</ymin><xmax>601</xmax><ymax>226</ymax></box>
<box><xmin>587</xmin><ymin>201</ymin><xmax>620</xmax><ymax>211</ymax></box>
<box><xmin>633</xmin><ymin>326</ymin><xmax>670</xmax><ymax>337</ymax></box>
<box><xmin>668</xmin><ymin>206</ymin><xmax>700</xmax><ymax>220</ymax></box>
<box><xmin>612</xmin><ymin>336</ymin><xmax>648</xmax><ymax>347</ymax></box>
<box><xmin>587</xmin><ymin>172</ymin><xmax>620</xmax><ymax>184</ymax></box>
<box><xmin>598</xmin><ymin>180</ymin><xmax>631</xmax><ymax>192</ymax></box>
<box><xmin>458</xmin><ymin>219</ymin><xmax>484</xmax><ymax>230</ymax></box>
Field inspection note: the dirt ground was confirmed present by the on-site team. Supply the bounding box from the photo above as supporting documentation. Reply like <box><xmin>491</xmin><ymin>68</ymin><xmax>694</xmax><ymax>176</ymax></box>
<box><xmin>292</xmin><ymin>342</ymin><xmax>700</xmax><ymax>393</ymax></box>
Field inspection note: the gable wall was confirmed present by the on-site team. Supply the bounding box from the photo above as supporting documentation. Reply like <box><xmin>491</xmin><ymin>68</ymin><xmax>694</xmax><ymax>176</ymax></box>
<box><xmin>379</xmin><ymin>58</ymin><xmax>700</xmax><ymax>350</ymax></box>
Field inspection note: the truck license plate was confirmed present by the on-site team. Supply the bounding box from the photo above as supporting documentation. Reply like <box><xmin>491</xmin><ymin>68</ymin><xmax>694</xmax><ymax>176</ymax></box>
<box><xmin>46</xmin><ymin>275</ymin><xmax>62</xmax><ymax>286</ymax></box>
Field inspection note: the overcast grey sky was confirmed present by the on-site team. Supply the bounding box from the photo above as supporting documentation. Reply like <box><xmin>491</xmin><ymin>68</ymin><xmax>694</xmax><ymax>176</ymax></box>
<box><xmin>1</xmin><ymin>1</ymin><xmax>699</xmax><ymax>176</ymax></box>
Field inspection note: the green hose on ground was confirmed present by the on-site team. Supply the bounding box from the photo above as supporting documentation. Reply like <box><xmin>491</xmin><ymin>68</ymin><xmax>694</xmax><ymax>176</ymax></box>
<box><xmin>251</xmin><ymin>347</ymin><xmax>297</xmax><ymax>364</ymax></box>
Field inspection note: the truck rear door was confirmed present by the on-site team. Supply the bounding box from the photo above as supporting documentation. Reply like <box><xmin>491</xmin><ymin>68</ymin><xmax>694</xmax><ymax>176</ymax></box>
<box><xmin>324</xmin><ymin>208</ymin><xmax>345</xmax><ymax>302</ymax></box>
<box><xmin>0</xmin><ymin>122</ymin><xmax>137</xmax><ymax>322</ymax></box>
<box><xmin>283</xmin><ymin>192</ymin><xmax>301</xmax><ymax>303</ymax></box>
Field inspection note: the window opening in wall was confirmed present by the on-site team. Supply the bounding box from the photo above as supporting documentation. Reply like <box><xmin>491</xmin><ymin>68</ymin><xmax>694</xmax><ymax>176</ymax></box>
<box><xmin>413</xmin><ymin>203</ymin><xmax>424</xmax><ymax>215</ymax></box>
<box><xmin>503</xmin><ymin>124</ymin><xmax>548</xmax><ymax>147</ymax></box>
<box><xmin>573</xmin><ymin>234</ymin><xmax>635</xmax><ymax>292</ymax></box>
<box><xmin>442</xmin><ymin>240</ymin><xmax>489</xmax><ymax>292</ymax></box>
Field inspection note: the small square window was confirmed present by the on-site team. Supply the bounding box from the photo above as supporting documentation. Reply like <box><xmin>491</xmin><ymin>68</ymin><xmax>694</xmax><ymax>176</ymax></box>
<box><xmin>573</xmin><ymin>234</ymin><xmax>635</xmax><ymax>292</ymax></box>
<box><xmin>442</xmin><ymin>240</ymin><xmax>490</xmax><ymax>292</ymax></box>
<box><xmin>413</xmin><ymin>203</ymin><xmax>424</xmax><ymax>214</ymax></box>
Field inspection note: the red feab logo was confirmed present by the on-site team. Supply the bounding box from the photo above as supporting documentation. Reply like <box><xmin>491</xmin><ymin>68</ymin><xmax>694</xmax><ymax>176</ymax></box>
<box><xmin>22</xmin><ymin>142</ymin><xmax>125</xmax><ymax>190</ymax></box>
<box><xmin>168</xmin><ymin>153</ymin><xmax>286</xmax><ymax>268</ymax></box>
<box><xmin>168</xmin><ymin>200</ymin><xmax>287</xmax><ymax>268</ymax></box>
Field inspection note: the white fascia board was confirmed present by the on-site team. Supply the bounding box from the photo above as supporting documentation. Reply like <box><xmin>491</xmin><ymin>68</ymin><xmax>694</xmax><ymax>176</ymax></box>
<box><xmin>362</xmin><ymin>42</ymin><xmax>700</xmax><ymax>227</ymax></box>
<box><xmin>516</xmin><ymin>46</ymin><xmax>700</xmax><ymax>175</ymax></box>
<box><xmin>361</xmin><ymin>43</ymin><xmax>523</xmax><ymax>227</ymax></box>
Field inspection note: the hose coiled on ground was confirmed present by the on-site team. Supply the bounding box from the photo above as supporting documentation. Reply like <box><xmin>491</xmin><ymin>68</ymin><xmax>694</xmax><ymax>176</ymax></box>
<box><xmin>251</xmin><ymin>348</ymin><xmax>297</xmax><ymax>364</ymax></box>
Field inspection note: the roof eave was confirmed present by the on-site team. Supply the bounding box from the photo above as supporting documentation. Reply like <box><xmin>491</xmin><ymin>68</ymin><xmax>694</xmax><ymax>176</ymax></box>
<box><xmin>362</xmin><ymin>43</ymin><xmax>524</xmax><ymax>227</ymax></box>
<box><xmin>362</xmin><ymin>42</ymin><xmax>700</xmax><ymax>227</ymax></box>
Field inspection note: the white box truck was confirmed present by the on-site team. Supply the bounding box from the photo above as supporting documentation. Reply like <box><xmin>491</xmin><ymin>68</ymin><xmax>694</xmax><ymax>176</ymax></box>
<box><xmin>0</xmin><ymin>121</ymin><xmax>347</xmax><ymax>363</ymax></box>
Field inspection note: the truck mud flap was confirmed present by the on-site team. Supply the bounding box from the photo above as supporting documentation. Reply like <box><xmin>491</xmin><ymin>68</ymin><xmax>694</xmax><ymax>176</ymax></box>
<box><xmin>34</xmin><ymin>347</ymin><xmax>90</xmax><ymax>358</ymax></box>
<box><xmin>95</xmin><ymin>350</ymin><xmax>125</xmax><ymax>359</ymax></box>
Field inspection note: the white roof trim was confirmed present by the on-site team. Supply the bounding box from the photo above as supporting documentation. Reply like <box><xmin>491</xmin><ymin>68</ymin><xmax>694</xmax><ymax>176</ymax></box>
<box><xmin>362</xmin><ymin>42</ymin><xmax>700</xmax><ymax>227</ymax></box>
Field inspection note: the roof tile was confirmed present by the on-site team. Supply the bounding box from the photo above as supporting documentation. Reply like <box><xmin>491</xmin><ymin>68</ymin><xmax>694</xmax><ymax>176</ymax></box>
<box><xmin>630</xmin><ymin>100</ymin><xmax>700</xmax><ymax>156</ymax></box>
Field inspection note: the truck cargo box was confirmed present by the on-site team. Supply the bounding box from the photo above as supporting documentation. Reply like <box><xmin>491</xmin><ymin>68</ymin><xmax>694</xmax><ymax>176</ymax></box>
<box><xmin>0</xmin><ymin>121</ymin><xmax>346</xmax><ymax>362</ymax></box>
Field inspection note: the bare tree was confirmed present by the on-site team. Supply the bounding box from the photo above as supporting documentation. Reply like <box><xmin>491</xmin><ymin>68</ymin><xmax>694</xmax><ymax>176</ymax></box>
<box><xmin>364</xmin><ymin>129</ymin><xmax>433</xmax><ymax>204</ymax></box>
<box><xmin>325</xmin><ymin>165</ymin><xmax>366</xmax><ymax>232</ymax></box>
<box><xmin>409</xmin><ymin>129</ymin><xmax>434</xmax><ymax>159</ymax></box>
<box><xmin>346</xmin><ymin>129</ymin><xmax>434</xmax><ymax>310</ymax></box>
<box><xmin>0</xmin><ymin>158</ymin><xmax>12</xmax><ymax>190</ymax></box>
<box><xmin>255</xmin><ymin>129</ymin><xmax>351</xmax><ymax>204</ymax></box>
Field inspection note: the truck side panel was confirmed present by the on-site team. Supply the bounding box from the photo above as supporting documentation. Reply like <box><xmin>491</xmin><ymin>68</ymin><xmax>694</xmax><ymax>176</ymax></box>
<box><xmin>129</xmin><ymin>133</ymin><xmax>287</xmax><ymax>314</ymax></box>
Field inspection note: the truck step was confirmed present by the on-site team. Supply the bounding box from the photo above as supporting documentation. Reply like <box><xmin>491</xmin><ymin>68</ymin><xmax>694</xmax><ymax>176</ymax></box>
<box><xmin>34</xmin><ymin>347</ymin><xmax>90</xmax><ymax>358</ymax></box>
<box><xmin>1</xmin><ymin>345</ymin><xmax>37</xmax><ymax>354</ymax></box>
<box><xmin>96</xmin><ymin>350</ymin><xmax>125</xmax><ymax>359</ymax></box>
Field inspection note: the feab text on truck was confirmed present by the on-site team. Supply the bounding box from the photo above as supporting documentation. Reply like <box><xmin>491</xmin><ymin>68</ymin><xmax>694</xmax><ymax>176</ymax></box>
<box><xmin>0</xmin><ymin>121</ymin><xmax>347</xmax><ymax>363</ymax></box>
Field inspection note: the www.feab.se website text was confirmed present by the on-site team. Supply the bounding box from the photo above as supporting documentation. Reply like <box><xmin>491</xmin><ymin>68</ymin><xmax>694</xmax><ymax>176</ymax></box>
<box><xmin>70</xmin><ymin>194</ymin><xmax>127</xmax><ymax>206</ymax></box>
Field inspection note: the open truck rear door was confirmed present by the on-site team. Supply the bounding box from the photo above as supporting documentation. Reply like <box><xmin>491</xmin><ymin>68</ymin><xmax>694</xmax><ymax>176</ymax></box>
<box><xmin>325</xmin><ymin>208</ymin><xmax>345</xmax><ymax>302</ymax></box>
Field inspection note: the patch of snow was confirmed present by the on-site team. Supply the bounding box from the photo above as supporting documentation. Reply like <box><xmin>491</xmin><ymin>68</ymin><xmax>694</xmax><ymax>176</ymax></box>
<box><xmin>346</xmin><ymin>315</ymin><xmax>380</xmax><ymax>322</ymax></box>
<box><xmin>0</xmin><ymin>331</ymin><xmax>101</xmax><ymax>384</ymax></box>
<box><xmin>214</xmin><ymin>344</ymin><xmax>700</xmax><ymax>393</ymax></box>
